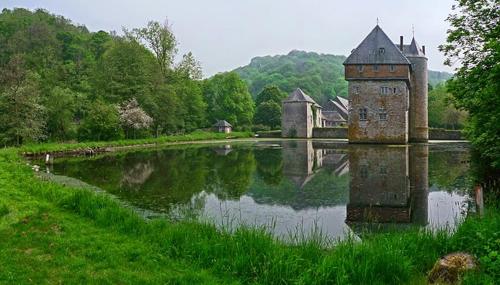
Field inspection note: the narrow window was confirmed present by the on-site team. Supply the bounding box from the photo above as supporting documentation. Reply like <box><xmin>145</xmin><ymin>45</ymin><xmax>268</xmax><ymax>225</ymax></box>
<box><xmin>373</xmin><ymin>64</ymin><xmax>379</xmax><ymax>72</ymax></box>
<box><xmin>359</xmin><ymin>108</ymin><xmax>368</xmax><ymax>121</ymax></box>
<box><xmin>389</xmin><ymin>65</ymin><xmax>396</xmax><ymax>72</ymax></box>
<box><xmin>379</xmin><ymin>47</ymin><xmax>385</xmax><ymax>54</ymax></box>
<box><xmin>353</xmin><ymin>86</ymin><xmax>360</xmax><ymax>94</ymax></box>
<box><xmin>379</xmin><ymin>108</ymin><xmax>387</xmax><ymax>121</ymax></box>
<box><xmin>357</xmin><ymin>65</ymin><xmax>364</xmax><ymax>72</ymax></box>
<box><xmin>380</xmin><ymin>86</ymin><xmax>389</xmax><ymax>95</ymax></box>
<box><xmin>393</xmin><ymin>87</ymin><xmax>397</xmax><ymax>94</ymax></box>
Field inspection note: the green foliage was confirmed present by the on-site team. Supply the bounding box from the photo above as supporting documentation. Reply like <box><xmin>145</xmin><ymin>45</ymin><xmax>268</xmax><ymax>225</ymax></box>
<box><xmin>235</xmin><ymin>50</ymin><xmax>348</xmax><ymax>104</ymax></box>
<box><xmin>440</xmin><ymin>0</ymin><xmax>500</xmax><ymax>168</ymax></box>
<box><xmin>78</xmin><ymin>100</ymin><xmax>123</xmax><ymax>141</ymax></box>
<box><xmin>0</xmin><ymin>62</ymin><xmax>46</xmax><ymax>146</ymax></box>
<box><xmin>203</xmin><ymin>72</ymin><xmax>254</xmax><ymax>127</ymax></box>
<box><xmin>0</xmin><ymin>8</ymin><xmax>214</xmax><ymax>144</ymax></box>
<box><xmin>45</xmin><ymin>87</ymin><xmax>79</xmax><ymax>140</ymax></box>
<box><xmin>428</xmin><ymin>84</ymin><xmax>467</xmax><ymax>129</ymax></box>
<box><xmin>255</xmin><ymin>85</ymin><xmax>287</xmax><ymax>106</ymax></box>
<box><xmin>254</xmin><ymin>101</ymin><xmax>281</xmax><ymax>129</ymax></box>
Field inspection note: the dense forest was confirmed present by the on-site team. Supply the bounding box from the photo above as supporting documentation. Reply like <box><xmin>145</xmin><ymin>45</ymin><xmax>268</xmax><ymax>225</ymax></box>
<box><xmin>234</xmin><ymin>50</ymin><xmax>453</xmax><ymax>104</ymax></box>
<box><xmin>0</xmin><ymin>8</ymin><xmax>255</xmax><ymax>145</ymax></box>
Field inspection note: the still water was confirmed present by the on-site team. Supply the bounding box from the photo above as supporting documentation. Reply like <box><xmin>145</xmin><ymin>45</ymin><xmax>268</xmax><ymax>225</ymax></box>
<box><xmin>48</xmin><ymin>140</ymin><xmax>472</xmax><ymax>241</ymax></box>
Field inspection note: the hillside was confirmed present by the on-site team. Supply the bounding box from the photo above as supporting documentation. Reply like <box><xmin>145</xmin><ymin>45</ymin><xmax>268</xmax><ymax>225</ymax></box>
<box><xmin>234</xmin><ymin>50</ymin><xmax>453</xmax><ymax>104</ymax></box>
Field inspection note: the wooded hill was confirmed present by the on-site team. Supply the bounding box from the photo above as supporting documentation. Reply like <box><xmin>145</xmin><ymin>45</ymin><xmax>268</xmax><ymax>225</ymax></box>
<box><xmin>234</xmin><ymin>50</ymin><xmax>453</xmax><ymax>104</ymax></box>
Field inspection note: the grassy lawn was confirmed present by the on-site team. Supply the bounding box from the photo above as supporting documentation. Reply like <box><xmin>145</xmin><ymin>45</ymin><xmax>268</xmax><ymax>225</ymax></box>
<box><xmin>0</xmin><ymin>134</ymin><xmax>498</xmax><ymax>284</ymax></box>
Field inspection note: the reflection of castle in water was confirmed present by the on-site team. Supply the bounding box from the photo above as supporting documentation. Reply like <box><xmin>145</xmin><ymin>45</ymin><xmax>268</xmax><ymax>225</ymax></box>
<box><xmin>280</xmin><ymin>141</ymin><xmax>429</xmax><ymax>225</ymax></box>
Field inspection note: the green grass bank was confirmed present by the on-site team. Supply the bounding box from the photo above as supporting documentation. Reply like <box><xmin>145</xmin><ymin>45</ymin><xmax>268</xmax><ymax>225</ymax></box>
<box><xmin>0</xmin><ymin>134</ymin><xmax>499</xmax><ymax>284</ymax></box>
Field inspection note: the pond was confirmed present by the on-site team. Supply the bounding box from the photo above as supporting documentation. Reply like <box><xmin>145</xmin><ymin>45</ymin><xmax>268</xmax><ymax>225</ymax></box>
<box><xmin>46</xmin><ymin>140</ymin><xmax>473</xmax><ymax>241</ymax></box>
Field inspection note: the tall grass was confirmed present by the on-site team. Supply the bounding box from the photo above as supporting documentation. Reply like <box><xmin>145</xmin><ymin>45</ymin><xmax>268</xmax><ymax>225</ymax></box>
<box><xmin>1</xmin><ymin>143</ymin><xmax>499</xmax><ymax>284</ymax></box>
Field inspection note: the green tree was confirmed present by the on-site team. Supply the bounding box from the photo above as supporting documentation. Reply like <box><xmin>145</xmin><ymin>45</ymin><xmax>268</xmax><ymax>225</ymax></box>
<box><xmin>45</xmin><ymin>87</ymin><xmax>78</xmax><ymax>140</ymax></box>
<box><xmin>255</xmin><ymin>85</ymin><xmax>287</xmax><ymax>106</ymax></box>
<box><xmin>428</xmin><ymin>84</ymin><xmax>467</xmax><ymax>129</ymax></box>
<box><xmin>203</xmin><ymin>72</ymin><xmax>254</xmax><ymax>127</ymax></box>
<box><xmin>131</xmin><ymin>20</ymin><xmax>177</xmax><ymax>78</ymax></box>
<box><xmin>440</xmin><ymin>0</ymin><xmax>500</xmax><ymax>168</ymax></box>
<box><xmin>176</xmin><ymin>52</ymin><xmax>202</xmax><ymax>80</ymax></box>
<box><xmin>0</xmin><ymin>57</ymin><xmax>46</xmax><ymax>146</ymax></box>
<box><xmin>93</xmin><ymin>38</ymin><xmax>159</xmax><ymax>104</ymax></box>
<box><xmin>78</xmin><ymin>99</ymin><xmax>123</xmax><ymax>141</ymax></box>
<box><xmin>254</xmin><ymin>101</ymin><xmax>281</xmax><ymax>129</ymax></box>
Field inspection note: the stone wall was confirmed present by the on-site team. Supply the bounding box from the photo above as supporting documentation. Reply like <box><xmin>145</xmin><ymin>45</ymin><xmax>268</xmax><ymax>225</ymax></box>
<box><xmin>282</xmin><ymin>102</ymin><xmax>313</xmax><ymax>138</ymax></box>
<box><xmin>429</xmin><ymin>129</ymin><xmax>464</xmax><ymax>140</ymax></box>
<box><xmin>310</xmin><ymin>127</ymin><xmax>464</xmax><ymax>140</ymax></box>
<box><xmin>313</xmin><ymin>127</ymin><xmax>348</xmax><ymax>138</ymax></box>
<box><xmin>348</xmin><ymin>80</ymin><xmax>409</xmax><ymax>143</ymax></box>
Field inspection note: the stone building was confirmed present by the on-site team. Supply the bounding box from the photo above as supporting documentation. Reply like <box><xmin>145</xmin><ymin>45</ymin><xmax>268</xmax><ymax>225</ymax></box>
<box><xmin>322</xmin><ymin>96</ymin><xmax>349</xmax><ymax>127</ymax></box>
<box><xmin>281</xmin><ymin>88</ymin><xmax>323</xmax><ymax>138</ymax></box>
<box><xmin>213</xmin><ymin>120</ymin><xmax>232</xmax><ymax>133</ymax></box>
<box><xmin>344</xmin><ymin>25</ymin><xmax>428</xmax><ymax>143</ymax></box>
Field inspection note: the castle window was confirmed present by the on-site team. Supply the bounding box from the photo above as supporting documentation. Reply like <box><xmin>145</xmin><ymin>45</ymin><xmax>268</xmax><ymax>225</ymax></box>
<box><xmin>389</xmin><ymin>65</ymin><xmax>396</xmax><ymax>72</ymax></box>
<box><xmin>393</xmin><ymin>87</ymin><xmax>397</xmax><ymax>94</ymax></box>
<box><xmin>379</xmin><ymin>48</ymin><xmax>385</xmax><ymax>54</ymax></box>
<box><xmin>359</xmin><ymin>108</ymin><xmax>368</xmax><ymax>121</ymax></box>
<box><xmin>380</xmin><ymin>86</ymin><xmax>390</xmax><ymax>95</ymax></box>
<box><xmin>353</xmin><ymin>86</ymin><xmax>360</xmax><ymax>94</ymax></box>
<box><xmin>379</xmin><ymin>108</ymin><xmax>387</xmax><ymax>121</ymax></box>
<box><xmin>373</xmin><ymin>64</ymin><xmax>379</xmax><ymax>72</ymax></box>
<box><xmin>357</xmin><ymin>65</ymin><xmax>364</xmax><ymax>72</ymax></box>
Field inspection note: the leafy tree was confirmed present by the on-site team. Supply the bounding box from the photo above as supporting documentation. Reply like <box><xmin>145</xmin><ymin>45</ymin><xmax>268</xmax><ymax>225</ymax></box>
<box><xmin>174</xmin><ymin>80</ymin><xmax>207</xmax><ymax>131</ymax></box>
<box><xmin>78</xmin><ymin>99</ymin><xmax>123</xmax><ymax>141</ymax></box>
<box><xmin>119</xmin><ymin>98</ymin><xmax>153</xmax><ymax>138</ymax></box>
<box><xmin>254</xmin><ymin>101</ymin><xmax>281</xmax><ymax>129</ymax></box>
<box><xmin>0</xmin><ymin>57</ymin><xmax>46</xmax><ymax>145</ymax></box>
<box><xmin>428</xmin><ymin>84</ymin><xmax>467</xmax><ymax>129</ymax></box>
<box><xmin>45</xmin><ymin>87</ymin><xmax>78</xmax><ymax>140</ymax></box>
<box><xmin>203</xmin><ymin>72</ymin><xmax>254</xmax><ymax>127</ymax></box>
<box><xmin>93</xmin><ymin>38</ymin><xmax>159</xmax><ymax>103</ymax></box>
<box><xmin>131</xmin><ymin>20</ymin><xmax>177</xmax><ymax>78</ymax></box>
<box><xmin>255</xmin><ymin>85</ymin><xmax>287</xmax><ymax>106</ymax></box>
<box><xmin>176</xmin><ymin>52</ymin><xmax>203</xmax><ymax>80</ymax></box>
<box><xmin>440</xmin><ymin>0</ymin><xmax>500</xmax><ymax>168</ymax></box>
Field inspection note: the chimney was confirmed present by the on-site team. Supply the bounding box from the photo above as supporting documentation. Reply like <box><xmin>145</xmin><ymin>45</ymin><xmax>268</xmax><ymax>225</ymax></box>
<box><xmin>422</xmin><ymin>45</ymin><xmax>426</xmax><ymax>55</ymax></box>
<box><xmin>400</xmin><ymin>36</ymin><xmax>404</xmax><ymax>51</ymax></box>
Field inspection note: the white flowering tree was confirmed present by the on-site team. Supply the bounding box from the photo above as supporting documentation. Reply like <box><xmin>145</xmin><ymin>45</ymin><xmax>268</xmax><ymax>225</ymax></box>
<box><xmin>118</xmin><ymin>98</ymin><xmax>153</xmax><ymax>138</ymax></box>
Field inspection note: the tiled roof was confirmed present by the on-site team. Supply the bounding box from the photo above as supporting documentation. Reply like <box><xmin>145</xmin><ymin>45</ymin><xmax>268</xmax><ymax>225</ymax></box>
<box><xmin>344</xmin><ymin>25</ymin><xmax>411</xmax><ymax>65</ymax></box>
<box><xmin>213</xmin><ymin>120</ymin><xmax>232</xmax><ymax>127</ymax></box>
<box><xmin>283</xmin><ymin>88</ymin><xmax>318</xmax><ymax>104</ymax></box>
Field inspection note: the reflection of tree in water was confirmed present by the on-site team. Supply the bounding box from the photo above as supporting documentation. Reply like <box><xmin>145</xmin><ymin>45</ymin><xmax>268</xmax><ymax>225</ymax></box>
<box><xmin>428</xmin><ymin>144</ymin><xmax>471</xmax><ymax>193</ymax></box>
<box><xmin>204</xmin><ymin>148</ymin><xmax>256</xmax><ymax>199</ymax></box>
<box><xmin>120</xmin><ymin>161</ymin><xmax>154</xmax><ymax>188</ymax></box>
<box><xmin>254</xmin><ymin>147</ymin><xmax>283</xmax><ymax>186</ymax></box>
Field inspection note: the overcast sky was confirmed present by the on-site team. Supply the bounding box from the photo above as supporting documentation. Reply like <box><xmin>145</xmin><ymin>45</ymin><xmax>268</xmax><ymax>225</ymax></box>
<box><xmin>2</xmin><ymin>0</ymin><xmax>457</xmax><ymax>76</ymax></box>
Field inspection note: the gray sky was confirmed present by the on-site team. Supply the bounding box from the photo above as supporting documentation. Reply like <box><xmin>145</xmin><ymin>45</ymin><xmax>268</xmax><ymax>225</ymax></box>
<box><xmin>2</xmin><ymin>0</ymin><xmax>457</xmax><ymax>76</ymax></box>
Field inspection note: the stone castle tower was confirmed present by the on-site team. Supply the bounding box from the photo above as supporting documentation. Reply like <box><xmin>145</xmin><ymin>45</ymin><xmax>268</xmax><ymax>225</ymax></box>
<box><xmin>282</xmin><ymin>88</ymin><xmax>322</xmax><ymax>138</ymax></box>
<box><xmin>343</xmin><ymin>25</ymin><xmax>428</xmax><ymax>143</ymax></box>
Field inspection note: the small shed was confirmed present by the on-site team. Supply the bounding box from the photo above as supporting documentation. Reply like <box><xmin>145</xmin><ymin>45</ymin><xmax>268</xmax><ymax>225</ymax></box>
<box><xmin>213</xmin><ymin>120</ymin><xmax>232</xmax><ymax>133</ymax></box>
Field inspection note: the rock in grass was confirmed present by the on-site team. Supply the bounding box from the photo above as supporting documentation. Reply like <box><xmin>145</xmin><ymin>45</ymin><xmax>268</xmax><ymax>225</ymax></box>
<box><xmin>428</xmin><ymin>252</ymin><xmax>476</xmax><ymax>284</ymax></box>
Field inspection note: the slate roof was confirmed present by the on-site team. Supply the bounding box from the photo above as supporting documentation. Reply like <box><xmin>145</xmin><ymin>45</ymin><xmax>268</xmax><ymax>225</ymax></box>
<box><xmin>213</xmin><ymin>120</ymin><xmax>232</xmax><ymax>127</ymax></box>
<box><xmin>283</xmin><ymin>88</ymin><xmax>318</xmax><ymax>104</ymax></box>
<box><xmin>322</xmin><ymin>110</ymin><xmax>346</xmax><ymax>122</ymax></box>
<box><xmin>344</xmin><ymin>25</ymin><xmax>411</xmax><ymax>65</ymax></box>
<box><xmin>333</xmin><ymin>96</ymin><xmax>349</xmax><ymax>110</ymax></box>
<box><xmin>406</xmin><ymin>37</ymin><xmax>425</xmax><ymax>57</ymax></box>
